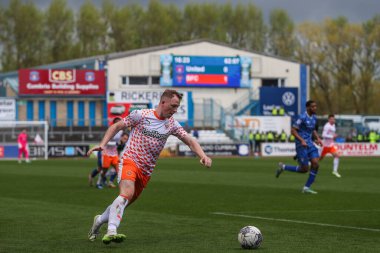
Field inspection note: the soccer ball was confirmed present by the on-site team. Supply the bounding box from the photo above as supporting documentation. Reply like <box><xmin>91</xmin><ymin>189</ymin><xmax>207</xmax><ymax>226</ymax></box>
<box><xmin>238</xmin><ymin>225</ymin><xmax>263</xmax><ymax>249</ymax></box>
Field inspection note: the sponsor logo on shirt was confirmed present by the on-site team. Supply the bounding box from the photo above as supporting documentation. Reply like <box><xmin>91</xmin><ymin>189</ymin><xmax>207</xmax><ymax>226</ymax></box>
<box><xmin>142</xmin><ymin>127</ymin><xmax>170</xmax><ymax>140</ymax></box>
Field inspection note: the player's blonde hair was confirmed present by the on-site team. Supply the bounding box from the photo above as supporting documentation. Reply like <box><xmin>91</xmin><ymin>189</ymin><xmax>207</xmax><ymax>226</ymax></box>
<box><xmin>160</xmin><ymin>89</ymin><xmax>183</xmax><ymax>101</ymax></box>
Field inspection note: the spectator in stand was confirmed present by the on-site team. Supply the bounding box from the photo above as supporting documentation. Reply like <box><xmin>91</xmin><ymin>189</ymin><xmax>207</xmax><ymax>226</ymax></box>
<box><xmin>193</xmin><ymin>129</ymin><xmax>199</xmax><ymax>139</ymax></box>
<box><xmin>249</xmin><ymin>131</ymin><xmax>254</xmax><ymax>155</ymax></box>
<box><xmin>280</xmin><ymin>130</ymin><xmax>287</xmax><ymax>142</ymax></box>
<box><xmin>18</xmin><ymin>129</ymin><xmax>30</xmax><ymax>163</ymax></box>
<box><xmin>254</xmin><ymin>131</ymin><xmax>261</xmax><ymax>156</ymax></box>
<box><xmin>260</xmin><ymin>131</ymin><xmax>266</xmax><ymax>143</ymax></box>
<box><xmin>267</xmin><ymin>131</ymin><xmax>274</xmax><ymax>142</ymax></box>
<box><xmin>369</xmin><ymin>130</ymin><xmax>377</xmax><ymax>143</ymax></box>
<box><xmin>271</xmin><ymin>106</ymin><xmax>278</xmax><ymax>116</ymax></box>
<box><xmin>279</xmin><ymin>106</ymin><xmax>285</xmax><ymax>116</ymax></box>
<box><xmin>357</xmin><ymin>132</ymin><xmax>364</xmax><ymax>142</ymax></box>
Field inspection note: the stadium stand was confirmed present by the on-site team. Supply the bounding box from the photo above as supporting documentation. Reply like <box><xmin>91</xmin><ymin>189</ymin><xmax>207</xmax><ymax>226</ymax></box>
<box><xmin>164</xmin><ymin>129</ymin><xmax>234</xmax><ymax>151</ymax></box>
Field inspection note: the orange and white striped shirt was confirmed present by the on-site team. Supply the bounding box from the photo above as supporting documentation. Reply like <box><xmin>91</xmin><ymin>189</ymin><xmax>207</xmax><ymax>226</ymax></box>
<box><xmin>121</xmin><ymin>109</ymin><xmax>188</xmax><ymax>175</ymax></box>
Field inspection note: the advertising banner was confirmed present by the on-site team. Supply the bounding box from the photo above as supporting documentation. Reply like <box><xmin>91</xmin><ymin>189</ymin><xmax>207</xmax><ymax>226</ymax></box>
<box><xmin>336</xmin><ymin>143</ymin><xmax>380</xmax><ymax>156</ymax></box>
<box><xmin>261</xmin><ymin>143</ymin><xmax>380</xmax><ymax>157</ymax></box>
<box><xmin>261</xmin><ymin>143</ymin><xmax>296</xmax><ymax>157</ymax></box>
<box><xmin>107</xmin><ymin>90</ymin><xmax>189</xmax><ymax>123</ymax></box>
<box><xmin>107</xmin><ymin>102</ymin><xmax>150</xmax><ymax>125</ymax></box>
<box><xmin>0</xmin><ymin>145</ymin><xmax>91</xmax><ymax>158</ymax></box>
<box><xmin>0</xmin><ymin>98</ymin><xmax>16</xmax><ymax>120</ymax></box>
<box><xmin>231</xmin><ymin>116</ymin><xmax>291</xmax><ymax>134</ymax></box>
<box><xmin>18</xmin><ymin>69</ymin><xmax>106</xmax><ymax>96</ymax></box>
<box><xmin>260</xmin><ymin>87</ymin><xmax>298</xmax><ymax>118</ymax></box>
<box><xmin>227</xmin><ymin>116</ymin><xmax>291</xmax><ymax>140</ymax></box>
<box><xmin>0</xmin><ymin>145</ymin><xmax>19</xmax><ymax>158</ymax></box>
<box><xmin>178</xmin><ymin>143</ymin><xmax>250</xmax><ymax>156</ymax></box>
<box><xmin>29</xmin><ymin>145</ymin><xmax>89</xmax><ymax>158</ymax></box>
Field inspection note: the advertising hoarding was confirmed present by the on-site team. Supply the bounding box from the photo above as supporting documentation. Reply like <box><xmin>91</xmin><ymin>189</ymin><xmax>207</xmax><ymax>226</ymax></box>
<box><xmin>261</xmin><ymin>143</ymin><xmax>380</xmax><ymax>157</ymax></box>
<box><xmin>18</xmin><ymin>69</ymin><xmax>106</xmax><ymax>96</ymax></box>
<box><xmin>107</xmin><ymin>90</ymin><xmax>190</xmax><ymax>123</ymax></box>
<box><xmin>0</xmin><ymin>145</ymin><xmax>89</xmax><ymax>159</ymax></box>
<box><xmin>0</xmin><ymin>99</ymin><xmax>16</xmax><ymax>120</ymax></box>
<box><xmin>178</xmin><ymin>143</ymin><xmax>250</xmax><ymax>156</ymax></box>
<box><xmin>260</xmin><ymin>87</ymin><xmax>298</xmax><ymax>118</ymax></box>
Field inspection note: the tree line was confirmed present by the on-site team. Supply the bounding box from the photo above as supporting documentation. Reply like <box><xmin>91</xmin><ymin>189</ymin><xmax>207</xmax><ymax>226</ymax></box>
<box><xmin>0</xmin><ymin>0</ymin><xmax>379</xmax><ymax>114</ymax></box>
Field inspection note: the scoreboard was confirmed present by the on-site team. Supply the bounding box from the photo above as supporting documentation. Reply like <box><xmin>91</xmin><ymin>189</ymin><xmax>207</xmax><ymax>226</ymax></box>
<box><xmin>160</xmin><ymin>55</ymin><xmax>251</xmax><ymax>88</ymax></box>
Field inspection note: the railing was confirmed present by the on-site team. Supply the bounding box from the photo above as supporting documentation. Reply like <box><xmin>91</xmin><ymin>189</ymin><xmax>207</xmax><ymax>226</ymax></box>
<box><xmin>224</xmin><ymin>88</ymin><xmax>259</xmax><ymax>116</ymax></box>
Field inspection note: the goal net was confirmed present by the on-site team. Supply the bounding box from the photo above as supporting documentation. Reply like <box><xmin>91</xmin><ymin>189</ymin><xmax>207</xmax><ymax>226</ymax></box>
<box><xmin>0</xmin><ymin>121</ymin><xmax>49</xmax><ymax>160</ymax></box>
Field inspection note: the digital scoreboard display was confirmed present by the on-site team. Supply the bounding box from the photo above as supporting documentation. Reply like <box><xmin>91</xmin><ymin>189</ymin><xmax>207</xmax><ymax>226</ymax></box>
<box><xmin>160</xmin><ymin>55</ymin><xmax>251</xmax><ymax>88</ymax></box>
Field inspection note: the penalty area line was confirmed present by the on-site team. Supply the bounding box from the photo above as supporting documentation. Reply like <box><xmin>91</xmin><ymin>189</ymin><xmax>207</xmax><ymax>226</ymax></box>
<box><xmin>211</xmin><ymin>212</ymin><xmax>380</xmax><ymax>233</ymax></box>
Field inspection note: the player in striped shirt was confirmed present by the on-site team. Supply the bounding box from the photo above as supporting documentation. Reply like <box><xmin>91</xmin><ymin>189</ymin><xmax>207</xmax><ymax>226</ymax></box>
<box><xmin>87</xmin><ymin>89</ymin><xmax>212</xmax><ymax>244</ymax></box>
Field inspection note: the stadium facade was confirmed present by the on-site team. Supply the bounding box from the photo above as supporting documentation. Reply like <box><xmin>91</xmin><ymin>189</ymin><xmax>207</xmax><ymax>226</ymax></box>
<box><xmin>0</xmin><ymin>39</ymin><xmax>309</xmax><ymax>128</ymax></box>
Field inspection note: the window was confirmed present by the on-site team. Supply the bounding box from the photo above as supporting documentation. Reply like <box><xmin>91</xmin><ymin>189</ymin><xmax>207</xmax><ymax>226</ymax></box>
<box><xmin>67</xmin><ymin>101</ymin><xmax>73</xmax><ymax>127</ymax></box>
<box><xmin>77</xmin><ymin>101</ymin><xmax>85</xmax><ymax>126</ymax></box>
<box><xmin>121</xmin><ymin>76</ymin><xmax>149</xmax><ymax>85</ymax></box>
<box><xmin>27</xmin><ymin>101</ymin><xmax>34</xmax><ymax>121</ymax></box>
<box><xmin>38</xmin><ymin>101</ymin><xmax>45</xmax><ymax>121</ymax></box>
<box><xmin>129</xmin><ymin>76</ymin><xmax>148</xmax><ymax>85</ymax></box>
<box><xmin>151</xmin><ymin>76</ymin><xmax>160</xmax><ymax>85</ymax></box>
<box><xmin>50</xmin><ymin>101</ymin><xmax>57</xmax><ymax>126</ymax></box>
<box><xmin>121</xmin><ymin>76</ymin><xmax>128</xmax><ymax>85</ymax></box>
<box><xmin>262</xmin><ymin>78</ymin><xmax>279</xmax><ymax>87</ymax></box>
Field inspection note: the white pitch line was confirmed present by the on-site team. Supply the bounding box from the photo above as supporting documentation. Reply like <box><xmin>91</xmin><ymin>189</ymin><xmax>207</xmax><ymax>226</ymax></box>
<box><xmin>233</xmin><ymin>209</ymin><xmax>380</xmax><ymax>214</ymax></box>
<box><xmin>211</xmin><ymin>212</ymin><xmax>380</xmax><ymax>233</ymax></box>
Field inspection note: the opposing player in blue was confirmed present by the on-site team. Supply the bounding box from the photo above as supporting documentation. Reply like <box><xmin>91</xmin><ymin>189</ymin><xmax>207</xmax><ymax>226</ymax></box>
<box><xmin>276</xmin><ymin>100</ymin><xmax>323</xmax><ymax>194</ymax></box>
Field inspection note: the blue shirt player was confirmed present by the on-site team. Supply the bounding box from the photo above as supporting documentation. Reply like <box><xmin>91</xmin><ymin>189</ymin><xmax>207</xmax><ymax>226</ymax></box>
<box><xmin>276</xmin><ymin>100</ymin><xmax>323</xmax><ymax>194</ymax></box>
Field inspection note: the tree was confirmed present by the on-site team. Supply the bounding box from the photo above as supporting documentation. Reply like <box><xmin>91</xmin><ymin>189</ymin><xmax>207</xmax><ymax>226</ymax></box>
<box><xmin>45</xmin><ymin>0</ymin><xmax>75</xmax><ymax>62</ymax></box>
<box><xmin>296</xmin><ymin>22</ymin><xmax>335</xmax><ymax>114</ymax></box>
<box><xmin>0</xmin><ymin>0</ymin><xmax>45</xmax><ymax>70</ymax></box>
<box><xmin>139</xmin><ymin>0</ymin><xmax>182</xmax><ymax>47</ymax></box>
<box><xmin>221</xmin><ymin>2</ymin><xmax>266</xmax><ymax>52</ymax></box>
<box><xmin>268</xmin><ymin>9</ymin><xmax>295</xmax><ymax>58</ymax></box>
<box><xmin>182</xmin><ymin>3</ymin><xmax>221</xmax><ymax>41</ymax></box>
<box><xmin>296</xmin><ymin>17</ymin><xmax>380</xmax><ymax>114</ymax></box>
<box><xmin>246</xmin><ymin>3</ymin><xmax>266</xmax><ymax>52</ymax></box>
<box><xmin>76</xmin><ymin>0</ymin><xmax>108</xmax><ymax>57</ymax></box>
<box><xmin>354</xmin><ymin>15</ymin><xmax>380</xmax><ymax>114</ymax></box>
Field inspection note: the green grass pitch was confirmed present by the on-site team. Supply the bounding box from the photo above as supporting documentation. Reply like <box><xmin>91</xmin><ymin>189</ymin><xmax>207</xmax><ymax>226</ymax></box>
<box><xmin>0</xmin><ymin>157</ymin><xmax>379</xmax><ymax>253</ymax></box>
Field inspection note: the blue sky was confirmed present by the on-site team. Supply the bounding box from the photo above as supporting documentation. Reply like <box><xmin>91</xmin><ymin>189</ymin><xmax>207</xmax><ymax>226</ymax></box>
<box><xmin>0</xmin><ymin>0</ymin><xmax>379</xmax><ymax>23</ymax></box>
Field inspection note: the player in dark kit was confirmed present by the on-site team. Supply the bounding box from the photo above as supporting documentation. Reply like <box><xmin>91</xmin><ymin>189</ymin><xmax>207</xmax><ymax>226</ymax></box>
<box><xmin>276</xmin><ymin>100</ymin><xmax>322</xmax><ymax>194</ymax></box>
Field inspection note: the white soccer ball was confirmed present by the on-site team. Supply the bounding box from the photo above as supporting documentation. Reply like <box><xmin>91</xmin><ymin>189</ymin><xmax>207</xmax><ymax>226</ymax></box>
<box><xmin>238</xmin><ymin>225</ymin><xmax>263</xmax><ymax>249</ymax></box>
